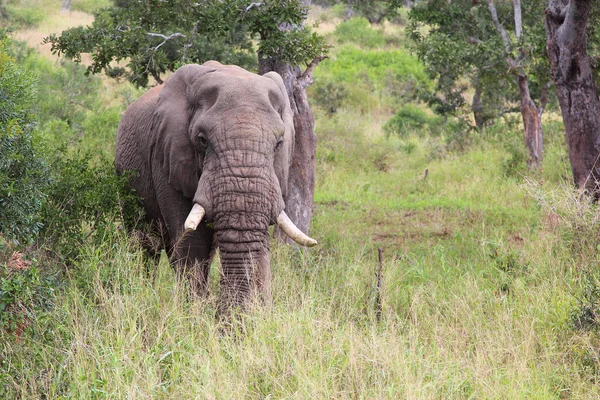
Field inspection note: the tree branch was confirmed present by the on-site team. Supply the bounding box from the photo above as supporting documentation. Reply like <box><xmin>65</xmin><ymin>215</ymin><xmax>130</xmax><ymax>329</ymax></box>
<box><xmin>146</xmin><ymin>32</ymin><xmax>186</xmax><ymax>52</ymax></box>
<box><xmin>511</xmin><ymin>0</ymin><xmax>523</xmax><ymax>39</ymax></box>
<box><xmin>298</xmin><ymin>55</ymin><xmax>328</xmax><ymax>89</ymax></box>
<box><xmin>562</xmin><ymin>0</ymin><xmax>592</xmax><ymax>52</ymax></box>
<box><xmin>487</xmin><ymin>0</ymin><xmax>511</xmax><ymax>54</ymax></box>
<box><xmin>245</xmin><ymin>2</ymin><xmax>263</xmax><ymax>12</ymax></box>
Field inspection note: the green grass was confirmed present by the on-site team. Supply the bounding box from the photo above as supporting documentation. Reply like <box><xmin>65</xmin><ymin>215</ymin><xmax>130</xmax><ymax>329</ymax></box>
<box><xmin>3</xmin><ymin>4</ymin><xmax>600</xmax><ymax>399</ymax></box>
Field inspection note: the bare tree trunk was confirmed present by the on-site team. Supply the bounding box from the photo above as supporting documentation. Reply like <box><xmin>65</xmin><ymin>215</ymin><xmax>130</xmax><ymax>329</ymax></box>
<box><xmin>256</xmin><ymin>1</ymin><xmax>324</xmax><ymax>239</ymax></box>
<box><xmin>472</xmin><ymin>83</ymin><xmax>484</xmax><ymax>129</ymax></box>
<box><xmin>488</xmin><ymin>0</ymin><xmax>546</xmax><ymax>169</ymax></box>
<box><xmin>546</xmin><ymin>0</ymin><xmax>600</xmax><ymax>196</ymax></box>
<box><xmin>259</xmin><ymin>59</ymin><xmax>317</xmax><ymax>237</ymax></box>
<box><xmin>516</xmin><ymin>75</ymin><xmax>543</xmax><ymax>169</ymax></box>
<box><xmin>61</xmin><ymin>0</ymin><xmax>72</xmax><ymax>13</ymax></box>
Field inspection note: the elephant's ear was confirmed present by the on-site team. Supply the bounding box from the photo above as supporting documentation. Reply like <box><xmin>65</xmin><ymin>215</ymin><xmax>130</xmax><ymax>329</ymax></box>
<box><xmin>263</xmin><ymin>71</ymin><xmax>295</xmax><ymax>200</ymax></box>
<box><xmin>154</xmin><ymin>64</ymin><xmax>215</xmax><ymax>198</ymax></box>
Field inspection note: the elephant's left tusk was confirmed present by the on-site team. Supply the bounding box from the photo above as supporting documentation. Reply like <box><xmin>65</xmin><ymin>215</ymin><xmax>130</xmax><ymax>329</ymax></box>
<box><xmin>184</xmin><ymin>203</ymin><xmax>206</xmax><ymax>232</ymax></box>
<box><xmin>276</xmin><ymin>211</ymin><xmax>318</xmax><ymax>247</ymax></box>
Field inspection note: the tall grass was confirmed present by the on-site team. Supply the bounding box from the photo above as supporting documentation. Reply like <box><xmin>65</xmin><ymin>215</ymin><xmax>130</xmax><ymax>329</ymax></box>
<box><xmin>4</xmin><ymin>3</ymin><xmax>600</xmax><ymax>398</ymax></box>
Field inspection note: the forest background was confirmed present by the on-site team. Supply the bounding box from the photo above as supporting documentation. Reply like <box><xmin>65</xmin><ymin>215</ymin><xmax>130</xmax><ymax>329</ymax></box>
<box><xmin>3</xmin><ymin>0</ymin><xmax>600</xmax><ymax>397</ymax></box>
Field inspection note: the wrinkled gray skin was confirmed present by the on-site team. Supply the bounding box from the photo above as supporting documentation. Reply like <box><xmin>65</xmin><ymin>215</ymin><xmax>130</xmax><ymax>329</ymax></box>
<box><xmin>116</xmin><ymin>61</ymin><xmax>295</xmax><ymax>311</ymax></box>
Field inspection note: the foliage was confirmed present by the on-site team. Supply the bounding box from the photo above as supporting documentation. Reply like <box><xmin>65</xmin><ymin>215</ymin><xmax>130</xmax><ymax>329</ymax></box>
<box><xmin>315</xmin><ymin>0</ymin><xmax>403</xmax><ymax>23</ymax></box>
<box><xmin>0</xmin><ymin>39</ymin><xmax>49</xmax><ymax>244</ymax></box>
<box><xmin>311</xmin><ymin>45</ymin><xmax>431</xmax><ymax>112</ymax></box>
<box><xmin>39</xmin><ymin>150</ymin><xmax>143</xmax><ymax>262</ymax></box>
<box><xmin>383</xmin><ymin>103</ymin><xmax>440</xmax><ymax>137</ymax></box>
<box><xmin>1</xmin><ymin>4</ymin><xmax>45</xmax><ymax>28</ymax></box>
<box><xmin>44</xmin><ymin>0</ymin><xmax>329</xmax><ymax>86</ymax></box>
<box><xmin>0</xmin><ymin>262</ymin><xmax>56</xmax><ymax>340</ymax></box>
<box><xmin>407</xmin><ymin>0</ymin><xmax>550</xmax><ymax>125</ymax></box>
<box><xmin>333</xmin><ymin>17</ymin><xmax>386</xmax><ymax>48</ymax></box>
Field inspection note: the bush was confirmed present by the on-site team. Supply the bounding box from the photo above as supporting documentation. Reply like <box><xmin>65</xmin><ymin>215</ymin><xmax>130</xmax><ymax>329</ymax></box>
<box><xmin>0</xmin><ymin>39</ymin><xmax>49</xmax><ymax>244</ymax></box>
<box><xmin>312</xmin><ymin>45</ymin><xmax>432</xmax><ymax>106</ymax></box>
<box><xmin>0</xmin><ymin>259</ymin><xmax>56</xmax><ymax>340</ymax></box>
<box><xmin>334</xmin><ymin>17</ymin><xmax>386</xmax><ymax>48</ymax></box>
<box><xmin>40</xmin><ymin>150</ymin><xmax>143</xmax><ymax>262</ymax></box>
<box><xmin>383</xmin><ymin>104</ymin><xmax>441</xmax><ymax>137</ymax></box>
<box><xmin>2</xmin><ymin>5</ymin><xmax>44</xmax><ymax>28</ymax></box>
<box><xmin>311</xmin><ymin>77</ymin><xmax>349</xmax><ymax>114</ymax></box>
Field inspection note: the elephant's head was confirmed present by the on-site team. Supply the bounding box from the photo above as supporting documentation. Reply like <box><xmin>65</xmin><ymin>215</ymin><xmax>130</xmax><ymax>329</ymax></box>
<box><xmin>153</xmin><ymin>61</ymin><xmax>316</xmax><ymax>306</ymax></box>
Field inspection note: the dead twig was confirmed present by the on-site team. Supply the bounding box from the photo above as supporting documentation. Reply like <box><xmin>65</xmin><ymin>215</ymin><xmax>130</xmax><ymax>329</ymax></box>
<box><xmin>375</xmin><ymin>248</ymin><xmax>384</xmax><ymax>323</ymax></box>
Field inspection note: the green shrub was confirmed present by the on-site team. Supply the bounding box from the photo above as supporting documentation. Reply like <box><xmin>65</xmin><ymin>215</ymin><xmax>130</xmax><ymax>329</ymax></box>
<box><xmin>81</xmin><ymin>107</ymin><xmax>121</xmax><ymax>153</ymax></box>
<box><xmin>312</xmin><ymin>45</ymin><xmax>432</xmax><ymax>107</ymax></box>
<box><xmin>334</xmin><ymin>17</ymin><xmax>386</xmax><ymax>48</ymax></box>
<box><xmin>40</xmin><ymin>149</ymin><xmax>143</xmax><ymax>262</ymax></box>
<box><xmin>383</xmin><ymin>104</ymin><xmax>440</xmax><ymax>137</ymax></box>
<box><xmin>0</xmin><ymin>39</ymin><xmax>49</xmax><ymax>244</ymax></box>
<box><xmin>3</xmin><ymin>5</ymin><xmax>44</xmax><ymax>27</ymax></box>
<box><xmin>17</xmin><ymin>53</ymin><xmax>102</xmax><ymax>135</ymax></box>
<box><xmin>71</xmin><ymin>0</ymin><xmax>112</xmax><ymax>13</ymax></box>
<box><xmin>0</xmin><ymin>261</ymin><xmax>56</xmax><ymax>339</ymax></box>
<box><xmin>311</xmin><ymin>77</ymin><xmax>349</xmax><ymax>114</ymax></box>
<box><xmin>0</xmin><ymin>122</ymin><xmax>50</xmax><ymax>244</ymax></box>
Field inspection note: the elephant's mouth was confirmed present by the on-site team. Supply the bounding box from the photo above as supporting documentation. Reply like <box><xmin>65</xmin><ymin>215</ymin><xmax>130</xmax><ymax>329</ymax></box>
<box><xmin>184</xmin><ymin>203</ymin><xmax>317</xmax><ymax>247</ymax></box>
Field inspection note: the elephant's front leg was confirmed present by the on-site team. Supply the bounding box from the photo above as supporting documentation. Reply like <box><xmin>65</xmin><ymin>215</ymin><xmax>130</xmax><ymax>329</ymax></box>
<box><xmin>153</xmin><ymin>174</ymin><xmax>215</xmax><ymax>297</ymax></box>
<box><xmin>173</xmin><ymin>224</ymin><xmax>215</xmax><ymax>297</ymax></box>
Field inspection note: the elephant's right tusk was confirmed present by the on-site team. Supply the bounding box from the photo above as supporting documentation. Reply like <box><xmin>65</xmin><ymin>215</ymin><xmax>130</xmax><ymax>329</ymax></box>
<box><xmin>276</xmin><ymin>211</ymin><xmax>318</xmax><ymax>247</ymax></box>
<box><xmin>184</xmin><ymin>203</ymin><xmax>206</xmax><ymax>232</ymax></box>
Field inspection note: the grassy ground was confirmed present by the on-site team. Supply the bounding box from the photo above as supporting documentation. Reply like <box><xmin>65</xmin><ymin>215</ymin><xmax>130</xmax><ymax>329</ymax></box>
<box><xmin>3</xmin><ymin>2</ymin><xmax>600</xmax><ymax>398</ymax></box>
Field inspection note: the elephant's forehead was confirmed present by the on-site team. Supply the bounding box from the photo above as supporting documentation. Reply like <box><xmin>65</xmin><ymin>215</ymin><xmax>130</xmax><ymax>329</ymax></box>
<box><xmin>193</xmin><ymin>72</ymin><xmax>280</xmax><ymax>104</ymax></box>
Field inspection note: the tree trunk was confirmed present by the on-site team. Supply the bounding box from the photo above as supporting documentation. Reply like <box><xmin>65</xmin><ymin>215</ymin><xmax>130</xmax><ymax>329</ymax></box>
<box><xmin>516</xmin><ymin>75</ymin><xmax>543</xmax><ymax>169</ymax></box>
<box><xmin>472</xmin><ymin>84</ymin><xmax>484</xmax><ymax>129</ymax></box>
<box><xmin>61</xmin><ymin>0</ymin><xmax>72</xmax><ymax>13</ymax></box>
<box><xmin>259</xmin><ymin>59</ymin><xmax>317</xmax><ymax>238</ymax></box>
<box><xmin>257</xmin><ymin>0</ymin><xmax>320</xmax><ymax>240</ymax></box>
<box><xmin>546</xmin><ymin>0</ymin><xmax>600</xmax><ymax>196</ymax></box>
<box><xmin>488</xmin><ymin>0</ymin><xmax>545</xmax><ymax>169</ymax></box>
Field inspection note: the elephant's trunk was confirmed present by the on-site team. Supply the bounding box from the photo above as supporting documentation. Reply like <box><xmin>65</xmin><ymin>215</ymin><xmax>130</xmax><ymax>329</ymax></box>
<box><xmin>216</xmin><ymin>227</ymin><xmax>271</xmax><ymax>308</ymax></box>
<box><xmin>209</xmin><ymin>168</ymin><xmax>276</xmax><ymax>309</ymax></box>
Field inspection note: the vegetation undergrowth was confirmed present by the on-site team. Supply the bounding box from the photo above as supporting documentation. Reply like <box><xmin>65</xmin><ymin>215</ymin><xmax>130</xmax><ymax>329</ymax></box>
<box><xmin>3</xmin><ymin>1</ymin><xmax>600</xmax><ymax>398</ymax></box>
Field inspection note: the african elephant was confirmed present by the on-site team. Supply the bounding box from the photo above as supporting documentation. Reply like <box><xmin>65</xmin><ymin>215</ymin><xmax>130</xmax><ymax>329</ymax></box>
<box><xmin>115</xmin><ymin>61</ymin><xmax>316</xmax><ymax>312</ymax></box>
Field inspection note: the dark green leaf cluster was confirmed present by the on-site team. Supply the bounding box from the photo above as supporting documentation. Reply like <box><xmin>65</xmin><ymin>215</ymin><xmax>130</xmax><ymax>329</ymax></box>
<box><xmin>39</xmin><ymin>150</ymin><xmax>143</xmax><ymax>263</ymax></box>
<box><xmin>407</xmin><ymin>0</ymin><xmax>550</xmax><ymax>123</ymax></box>
<box><xmin>45</xmin><ymin>0</ymin><xmax>329</xmax><ymax>86</ymax></box>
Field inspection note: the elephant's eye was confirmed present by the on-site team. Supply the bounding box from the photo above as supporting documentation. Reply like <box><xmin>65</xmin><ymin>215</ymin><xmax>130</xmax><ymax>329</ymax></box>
<box><xmin>275</xmin><ymin>137</ymin><xmax>283</xmax><ymax>150</ymax></box>
<box><xmin>198</xmin><ymin>135</ymin><xmax>208</xmax><ymax>149</ymax></box>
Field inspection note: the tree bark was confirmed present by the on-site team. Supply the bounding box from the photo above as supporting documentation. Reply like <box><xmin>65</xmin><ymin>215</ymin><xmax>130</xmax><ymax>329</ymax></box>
<box><xmin>546</xmin><ymin>0</ymin><xmax>600</xmax><ymax>196</ymax></box>
<box><xmin>516</xmin><ymin>75</ymin><xmax>543</xmax><ymax>169</ymax></box>
<box><xmin>257</xmin><ymin>0</ymin><xmax>322</xmax><ymax>240</ymax></box>
<box><xmin>259</xmin><ymin>59</ymin><xmax>317</xmax><ymax>239</ymax></box>
<box><xmin>472</xmin><ymin>83</ymin><xmax>484</xmax><ymax>129</ymax></box>
<box><xmin>488</xmin><ymin>0</ymin><xmax>546</xmax><ymax>169</ymax></box>
<box><xmin>61</xmin><ymin>0</ymin><xmax>72</xmax><ymax>13</ymax></box>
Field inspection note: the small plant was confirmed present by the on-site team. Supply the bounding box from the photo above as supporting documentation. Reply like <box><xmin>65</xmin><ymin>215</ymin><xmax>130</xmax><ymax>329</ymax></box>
<box><xmin>502</xmin><ymin>137</ymin><xmax>528</xmax><ymax>178</ymax></box>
